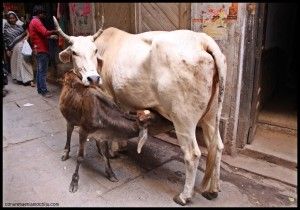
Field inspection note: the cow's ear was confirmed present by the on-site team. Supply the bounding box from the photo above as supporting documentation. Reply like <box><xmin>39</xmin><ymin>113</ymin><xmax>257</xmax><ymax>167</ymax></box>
<box><xmin>59</xmin><ymin>47</ymin><xmax>72</xmax><ymax>63</ymax></box>
<box><xmin>97</xmin><ymin>54</ymin><xmax>103</xmax><ymax>72</ymax></box>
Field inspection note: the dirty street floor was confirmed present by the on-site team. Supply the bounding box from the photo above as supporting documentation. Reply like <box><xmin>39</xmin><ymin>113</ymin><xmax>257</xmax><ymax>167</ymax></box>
<box><xmin>2</xmin><ymin>76</ymin><xmax>297</xmax><ymax>207</ymax></box>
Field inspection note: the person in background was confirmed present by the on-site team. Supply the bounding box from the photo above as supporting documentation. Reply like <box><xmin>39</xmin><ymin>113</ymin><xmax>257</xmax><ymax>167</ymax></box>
<box><xmin>3</xmin><ymin>60</ymin><xmax>9</xmax><ymax>97</ymax></box>
<box><xmin>19</xmin><ymin>16</ymin><xmax>25</xmax><ymax>24</ymax></box>
<box><xmin>16</xmin><ymin>15</ymin><xmax>24</xmax><ymax>26</ymax></box>
<box><xmin>3</xmin><ymin>11</ymin><xmax>35</xmax><ymax>87</ymax></box>
<box><xmin>28</xmin><ymin>5</ymin><xmax>58</xmax><ymax>98</ymax></box>
<box><xmin>3</xmin><ymin>10</ymin><xmax>10</xmax><ymax>74</ymax></box>
<box><xmin>42</xmin><ymin>5</ymin><xmax>59</xmax><ymax>79</ymax></box>
<box><xmin>3</xmin><ymin>10</ymin><xmax>7</xmax><ymax>31</ymax></box>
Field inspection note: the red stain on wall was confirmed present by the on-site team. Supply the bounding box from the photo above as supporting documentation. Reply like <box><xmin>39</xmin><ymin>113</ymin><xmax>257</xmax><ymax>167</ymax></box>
<box><xmin>227</xmin><ymin>3</ymin><xmax>238</xmax><ymax>20</ymax></box>
<box><xmin>81</xmin><ymin>3</ymin><xmax>91</xmax><ymax>16</ymax></box>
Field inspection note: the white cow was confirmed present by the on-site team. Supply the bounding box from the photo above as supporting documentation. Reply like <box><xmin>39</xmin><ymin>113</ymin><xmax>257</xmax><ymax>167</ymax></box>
<box><xmin>54</xmin><ymin>16</ymin><xmax>227</xmax><ymax>205</ymax></box>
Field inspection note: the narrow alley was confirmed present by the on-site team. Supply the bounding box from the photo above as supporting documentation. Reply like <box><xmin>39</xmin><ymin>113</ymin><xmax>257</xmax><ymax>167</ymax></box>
<box><xmin>2</xmin><ymin>76</ymin><xmax>297</xmax><ymax>207</ymax></box>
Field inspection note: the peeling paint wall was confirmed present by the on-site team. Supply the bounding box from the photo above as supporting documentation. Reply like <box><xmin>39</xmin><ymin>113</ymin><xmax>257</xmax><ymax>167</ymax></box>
<box><xmin>192</xmin><ymin>3</ymin><xmax>248</xmax><ymax>155</ymax></box>
<box><xmin>69</xmin><ymin>3</ymin><xmax>95</xmax><ymax>36</ymax></box>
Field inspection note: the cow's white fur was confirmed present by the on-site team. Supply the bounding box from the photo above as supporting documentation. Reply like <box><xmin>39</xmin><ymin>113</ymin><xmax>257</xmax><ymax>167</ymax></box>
<box><xmin>57</xmin><ymin>25</ymin><xmax>227</xmax><ymax>205</ymax></box>
<box><xmin>59</xmin><ymin>36</ymin><xmax>102</xmax><ymax>86</ymax></box>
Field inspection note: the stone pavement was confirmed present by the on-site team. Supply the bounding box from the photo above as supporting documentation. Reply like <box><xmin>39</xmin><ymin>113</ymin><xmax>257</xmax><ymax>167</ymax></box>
<box><xmin>2</xmin><ymin>76</ymin><xmax>297</xmax><ymax>207</ymax></box>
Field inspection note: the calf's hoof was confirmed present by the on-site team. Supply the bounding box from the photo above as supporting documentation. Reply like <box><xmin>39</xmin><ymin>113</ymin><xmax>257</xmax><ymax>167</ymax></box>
<box><xmin>69</xmin><ymin>180</ymin><xmax>78</xmax><ymax>193</ymax></box>
<box><xmin>61</xmin><ymin>151</ymin><xmax>70</xmax><ymax>161</ymax></box>
<box><xmin>69</xmin><ymin>174</ymin><xmax>79</xmax><ymax>193</ymax></box>
<box><xmin>173</xmin><ymin>194</ymin><xmax>191</xmax><ymax>206</ymax></box>
<box><xmin>202</xmin><ymin>191</ymin><xmax>218</xmax><ymax>200</ymax></box>
<box><xmin>61</xmin><ymin>154</ymin><xmax>69</xmax><ymax>161</ymax></box>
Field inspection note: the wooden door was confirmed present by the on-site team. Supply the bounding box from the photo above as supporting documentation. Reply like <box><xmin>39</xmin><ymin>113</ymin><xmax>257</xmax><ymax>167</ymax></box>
<box><xmin>236</xmin><ymin>3</ymin><xmax>267</xmax><ymax>147</ymax></box>
<box><xmin>247</xmin><ymin>4</ymin><xmax>268</xmax><ymax>144</ymax></box>
<box><xmin>135</xmin><ymin>3</ymin><xmax>191</xmax><ymax>33</ymax></box>
<box><xmin>94</xmin><ymin>3</ymin><xmax>135</xmax><ymax>33</ymax></box>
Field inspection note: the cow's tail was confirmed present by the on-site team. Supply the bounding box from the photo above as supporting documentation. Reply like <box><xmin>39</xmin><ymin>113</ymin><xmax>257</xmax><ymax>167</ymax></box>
<box><xmin>200</xmin><ymin>33</ymin><xmax>227</xmax><ymax>191</ymax></box>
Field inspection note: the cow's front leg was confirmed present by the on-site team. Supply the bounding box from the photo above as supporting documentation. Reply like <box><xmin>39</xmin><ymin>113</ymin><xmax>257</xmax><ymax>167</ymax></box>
<box><xmin>96</xmin><ymin>140</ymin><xmax>118</xmax><ymax>182</ymax></box>
<box><xmin>173</xmin><ymin>121</ymin><xmax>201</xmax><ymax>206</ymax></box>
<box><xmin>62</xmin><ymin>122</ymin><xmax>74</xmax><ymax>161</ymax></box>
<box><xmin>69</xmin><ymin>128</ymin><xmax>87</xmax><ymax>193</ymax></box>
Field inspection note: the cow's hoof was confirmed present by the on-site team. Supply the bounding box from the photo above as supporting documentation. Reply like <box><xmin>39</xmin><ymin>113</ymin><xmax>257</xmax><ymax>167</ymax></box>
<box><xmin>202</xmin><ymin>192</ymin><xmax>218</xmax><ymax>200</ymax></box>
<box><xmin>173</xmin><ymin>194</ymin><xmax>191</xmax><ymax>206</ymax></box>
<box><xmin>108</xmin><ymin>175</ymin><xmax>119</xmax><ymax>182</ymax></box>
<box><xmin>69</xmin><ymin>180</ymin><xmax>78</xmax><ymax>193</ymax></box>
<box><xmin>106</xmin><ymin>172</ymin><xmax>119</xmax><ymax>182</ymax></box>
<box><xmin>61</xmin><ymin>154</ymin><xmax>69</xmax><ymax>161</ymax></box>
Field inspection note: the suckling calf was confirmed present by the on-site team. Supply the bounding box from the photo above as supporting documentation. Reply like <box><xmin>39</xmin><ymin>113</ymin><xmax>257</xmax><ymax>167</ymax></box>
<box><xmin>59</xmin><ymin>70</ymin><xmax>152</xmax><ymax>192</ymax></box>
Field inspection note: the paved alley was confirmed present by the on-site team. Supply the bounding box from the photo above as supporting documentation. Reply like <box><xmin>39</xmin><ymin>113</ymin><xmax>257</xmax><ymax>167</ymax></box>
<box><xmin>2</xmin><ymin>76</ymin><xmax>297</xmax><ymax>207</ymax></box>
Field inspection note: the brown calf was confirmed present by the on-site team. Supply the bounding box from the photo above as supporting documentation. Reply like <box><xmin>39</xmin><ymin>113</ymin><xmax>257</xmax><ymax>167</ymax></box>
<box><xmin>59</xmin><ymin>71</ymin><xmax>156</xmax><ymax>192</ymax></box>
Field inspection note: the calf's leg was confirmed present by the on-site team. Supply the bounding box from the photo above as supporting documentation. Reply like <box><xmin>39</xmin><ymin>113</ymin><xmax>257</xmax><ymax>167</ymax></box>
<box><xmin>69</xmin><ymin>128</ymin><xmax>87</xmax><ymax>193</ymax></box>
<box><xmin>96</xmin><ymin>140</ymin><xmax>118</xmax><ymax>182</ymax></box>
<box><xmin>62</xmin><ymin>122</ymin><xmax>74</xmax><ymax>161</ymax></box>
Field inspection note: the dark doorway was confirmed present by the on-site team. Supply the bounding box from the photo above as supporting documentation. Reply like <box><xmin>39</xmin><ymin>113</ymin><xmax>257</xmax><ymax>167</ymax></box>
<box><xmin>258</xmin><ymin>4</ymin><xmax>297</xmax><ymax>130</ymax></box>
<box><xmin>247</xmin><ymin>3</ymin><xmax>298</xmax><ymax>167</ymax></box>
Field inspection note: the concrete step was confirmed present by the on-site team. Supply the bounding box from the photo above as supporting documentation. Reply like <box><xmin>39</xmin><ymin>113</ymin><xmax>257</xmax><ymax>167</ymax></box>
<box><xmin>258</xmin><ymin>92</ymin><xmax>297</xmax><ymax>130</ymax></box>
<box><xmin>221</xmin><ymin>154</ymin><xmax>297</xmax><ymax>187</ymax></box>
<box><xmin>155</xmin><ymin>131</ymin><xmax>297</xmax><ymax>187</ymax></box>
<box><xmin>239</xmin><ymin>147</ymin><xmax>297</xmax><ymax>170</ymax></box>
<box><xmin>257</xmin><ymin>122</ymin><xmax>297</xmax><ymax>136</ymax></box>
<box><xmin>242</xmin><ymin>124</ymin><xmax>297</xmax><ymax>170</ymax></box>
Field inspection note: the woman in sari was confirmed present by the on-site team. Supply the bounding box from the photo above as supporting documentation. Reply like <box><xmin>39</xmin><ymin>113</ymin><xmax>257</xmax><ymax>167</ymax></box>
<box><xmin>3</xmin><ymin>11</ymin><xmax>35</xmax><ymax>87</ymax></box>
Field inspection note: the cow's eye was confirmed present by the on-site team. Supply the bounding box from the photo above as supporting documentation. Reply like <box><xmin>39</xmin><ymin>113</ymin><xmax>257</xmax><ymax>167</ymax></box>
<box><xmin>72</xmin><ymin>51</ymin><xmax>77</xmax><ymax>56</ymax></box>
<box><xmin>95</xmin><ymin>49</ymin><xmax>98</xmax><ymax>54</ymax></box>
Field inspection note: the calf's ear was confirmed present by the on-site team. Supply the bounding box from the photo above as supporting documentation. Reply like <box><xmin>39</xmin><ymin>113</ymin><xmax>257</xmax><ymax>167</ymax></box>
<box><xmin>59</xmin><ymin>47</ymin><xmax>72</xmax><ymax>63</ymax></box>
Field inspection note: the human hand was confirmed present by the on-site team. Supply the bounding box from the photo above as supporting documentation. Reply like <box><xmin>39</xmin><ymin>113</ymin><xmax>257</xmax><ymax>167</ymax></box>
<box><xmin>50</xmin><ymin>30</ymin><xmax>58</xmax><ymax>34</ymax></box>
<box><xmin>49</xmin><ymin>35</ymin><xmax>58</xmax><ymax>39</ymax></box>
<box><xmin>6</xmin><ymin>50</ymin><xmax>12</xmax><ymax>57</ymax></box>
<box><xmin>32</xmin><ymin>45</ymin><xmax>38</xmax><ymax>55</ymax></box>
<box><xmin>32</xmin><ymin>49</ymin><xmax>38</xmax><ymax>55</ymax></box>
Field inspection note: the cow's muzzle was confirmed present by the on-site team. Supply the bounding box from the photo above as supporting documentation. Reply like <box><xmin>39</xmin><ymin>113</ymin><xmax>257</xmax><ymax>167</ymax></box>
<box><xmin>87</xmin><ymin>75</ymin><xmax>101</xmax><ymax>85</ymax></box>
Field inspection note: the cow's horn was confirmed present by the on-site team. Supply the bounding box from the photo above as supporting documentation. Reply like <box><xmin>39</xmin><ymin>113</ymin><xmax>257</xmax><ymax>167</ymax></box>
<box><xmin>93</xmin><ymin>15</ymin><xmax>104</xmax><ymax>41</ymax></box>
<box><xmin>53</xmin><ymin>16</ymin><xmax>73</xmax><ymax>44</ymax></box>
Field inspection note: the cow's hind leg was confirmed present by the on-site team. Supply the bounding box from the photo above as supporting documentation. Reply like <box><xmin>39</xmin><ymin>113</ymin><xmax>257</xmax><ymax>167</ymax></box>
<box><xmin>172</xmin><ymin>120</ymin><xmax>201</xmax><ymax>206</ymax></box>
<box><xmin>62</xmin><ymin>122</ymin><xmax>74</xmax><ymax>161</ymax></box>
<box><xmin>69</xmin><ymin>128</ymin><xmax>87</xmax><ymax>193</ymax></box>
<box><xmin>96</xmin><ymin>140</ymin><xmax>118</xmax><ymax>182</ymax></box>
<box><xmin>200</xmin><ymin>113</ymin><xmax>224</xmax><ymax>200</ymax></box>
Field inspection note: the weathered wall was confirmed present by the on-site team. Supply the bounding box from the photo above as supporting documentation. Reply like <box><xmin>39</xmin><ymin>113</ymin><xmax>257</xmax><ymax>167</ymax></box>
<box><xmin>191</xmin><ymin>3</ymin><xmax>248</xmax><ymax>155</ymax></box>
<box><xmin>68</xmin><ymin>3</ymin><xmax>95</xmax><ymax>36</ymax></box>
